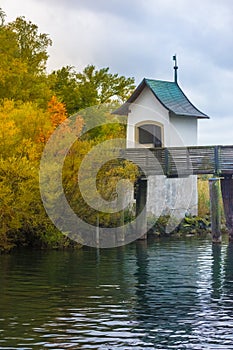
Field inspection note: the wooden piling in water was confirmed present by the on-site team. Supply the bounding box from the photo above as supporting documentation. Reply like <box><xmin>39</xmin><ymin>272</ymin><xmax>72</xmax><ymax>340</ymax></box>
<box><xmin>135</xmin><ymin>178</ymin><xmax>147</xmax><ymax>240</ymax></box>
<box><xmin>220</xmin><ymin>175</ymin><xmax>233</xmax><ymax>242</ymax></box>
<box><xmin>96</xmin><ymin>214</ymin><xmax>100</xmax><ymax>248</ymax></box>
<box><xmin>209</xmin><ymin>178</ymin><xmax>221</xmax><ymax>243</ymax></box>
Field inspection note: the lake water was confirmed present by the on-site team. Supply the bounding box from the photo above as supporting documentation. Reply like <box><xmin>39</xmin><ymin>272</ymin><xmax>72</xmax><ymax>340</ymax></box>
<box><xmin>0</xmin><ymin>236</ymin><xmax>233</xmax><ymax>349</ymax></box>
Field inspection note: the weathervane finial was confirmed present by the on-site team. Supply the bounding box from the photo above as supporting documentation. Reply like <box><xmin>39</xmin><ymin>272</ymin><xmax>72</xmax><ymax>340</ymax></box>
<box><xmin>173</xmin><ymin>54</ymin><xmax>178</xmax><ymax>83</ymax></box>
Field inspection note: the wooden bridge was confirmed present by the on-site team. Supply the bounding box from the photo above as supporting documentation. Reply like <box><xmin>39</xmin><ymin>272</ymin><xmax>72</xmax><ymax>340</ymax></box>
<box><xmin>122</xmin><ymin>145</ymin><xmax>233</xmax><ymax>243</ymax></box>
<box><xmin>123</xmin><ymin>145</ymin><xmax>233</xmax><ymax>177</ymax></box>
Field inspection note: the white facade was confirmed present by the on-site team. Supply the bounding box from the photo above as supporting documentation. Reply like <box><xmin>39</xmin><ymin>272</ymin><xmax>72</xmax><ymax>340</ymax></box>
<box><xmin>127</xmin><ymin>85</ymin><xmax>198</xmax><ymax>148</ymax></box>
<box><xmin>126</xmin><ymin>85</ymin><xmax>198</xmax><ymax>219</ymax></box>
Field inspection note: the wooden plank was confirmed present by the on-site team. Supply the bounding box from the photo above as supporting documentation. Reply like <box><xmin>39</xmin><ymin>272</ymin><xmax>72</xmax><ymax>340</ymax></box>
<box><xmin>219</xmin><ymin>146</ymin><xmax>233</xmax><ymax>174</ymax></box>
<box><xmin>122</xmin><ymin>145</ymin><xmax>233</xmax><ymax>176</ymax></box>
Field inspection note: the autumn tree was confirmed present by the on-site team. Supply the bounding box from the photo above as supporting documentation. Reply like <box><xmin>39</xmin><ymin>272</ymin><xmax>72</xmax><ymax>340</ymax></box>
<box><xmin>0</xmin><ymin>8</ymin><xmax>137</xmax><ymax>251</ymax></box>
<box><xmin>0</xmin><ymin>98</ymin><xmax>81</xmax><ymax>251</ymax></box>
<box><xmin>49</xmin><ymin>65</ymin><xmax>135</xmax><ymax>115</ymax></box>
<box><xmin>7</xmin><ymin>16</ymin><xmax>52</xmax><ymax>74</ymax></box>
<box><xmin>0</xmin><ymin>25</ymin><xmax>27</xmax><ymax>100</ymax></box>
<box><xmin>48</xmin><ymin>66</ymin><xmax>81</xmax><ymax>116</ymax></box>
<box><xmin>48</xmin><ymin>95</ymin><xmax>68</xmax><ymax>128</ymax></box>
<box><xmin>0</xmin><ymin>12</ymin><xmax>52</xmax><ymax>105</ymax></box>
<box><xmin>0</xmin><ymin>100</ymin><xmax>52</xmax><ymax>159</ymax></box>
<box><xmin>76</xmin><ymin>65</ymin><xmax>135</xmax><ymax>105</ymax></box>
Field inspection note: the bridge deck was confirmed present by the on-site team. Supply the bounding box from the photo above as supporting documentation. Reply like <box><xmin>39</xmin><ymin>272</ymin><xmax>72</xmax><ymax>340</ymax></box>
<box><xmin>123</xmin><ymin>145</ymin><xmax>233</xmax><ymax>177</ymax></box>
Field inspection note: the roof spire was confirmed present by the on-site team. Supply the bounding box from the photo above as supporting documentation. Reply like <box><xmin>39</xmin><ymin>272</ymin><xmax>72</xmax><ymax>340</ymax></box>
<box><xmin>173</xmin><ymin>54</ymin><xmax>178</xmax><ymax>83</ymax></box>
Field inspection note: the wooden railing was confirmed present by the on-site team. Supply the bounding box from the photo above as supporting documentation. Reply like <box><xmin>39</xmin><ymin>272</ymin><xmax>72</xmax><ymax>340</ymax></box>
<box><xmin>122</xmin><ymin>145</ymin><xmax>233</xmax><ymax>177</ymax></box>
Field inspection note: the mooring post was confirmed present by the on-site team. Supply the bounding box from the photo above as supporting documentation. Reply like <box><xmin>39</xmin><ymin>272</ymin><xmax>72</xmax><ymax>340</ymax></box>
<box><xmin>220</xmin><ymin>175</ymin><xmax>233</xmax><ymax>242</ymax></box>
<box><xmin>136</xmin><ymin>177</ymin><xmax>147</xmax><ymax>240</ymax></box>
<box><xmin>209</xmin><ymin>178</ymin><xmax>221</xmax><ymax>243</ymax></box>
<box><xmin>96</xmin><ymin>213</ymin><xmax>100</xmax><ymax>248</ymax></box>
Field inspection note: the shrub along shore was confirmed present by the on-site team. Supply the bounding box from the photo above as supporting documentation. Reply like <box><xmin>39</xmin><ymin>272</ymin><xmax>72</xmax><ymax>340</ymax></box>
<box><xmin>0</xmin><ymin>177</ymin><xmax>227</xmax><ymax>253</ymax></box>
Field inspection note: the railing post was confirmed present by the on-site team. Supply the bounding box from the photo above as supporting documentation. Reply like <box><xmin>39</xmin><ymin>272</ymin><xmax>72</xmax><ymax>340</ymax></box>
<box><xmin>220</xmin><ymin>175</ymin><xmax>233</xmax><ymax>242</ymax></box>
<box><xmin>209</xmin><ymin>177</ymin><xmax>221</xmax><ymax>243</ymax></box>
<box><xmin>165</xmin><ymin>148</ymin><xmax>170</xmax><ymax>176</ymax></box>
<box><xmin>214</xmin><ymin>146</ymin><xmax>220</xmax><ymax>176</ymax></box>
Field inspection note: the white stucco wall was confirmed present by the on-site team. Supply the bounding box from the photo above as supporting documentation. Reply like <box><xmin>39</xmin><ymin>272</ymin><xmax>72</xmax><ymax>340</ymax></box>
<box><xmin>126</xmin><ymin>86</ymin><xmax>170</xmax><ymax>148</ymax></box>
<box><xmin>147</xmin><ymin>175</ymin><xmax>198</xmax><ymax>219</ymax></box>
<box><xmin>126</xmin><ymin>86</ymin><xmax>198</xmax><ymax>148</ymax></box>
<box><xmin>169</xmin><ymin>116</ymin><xmax>197</xmax><ymax>146</ymax></box>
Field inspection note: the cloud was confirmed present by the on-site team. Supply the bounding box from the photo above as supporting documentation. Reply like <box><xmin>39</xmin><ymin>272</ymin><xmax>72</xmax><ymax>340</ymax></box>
<box><xmin>2</xmin><ymin>0</ymin><xmax>233</xmax><ymax>145</ymax></box>
<box><xmin>36</xmin><ymin>0</ymin><xmax>145</xmax><ymax>19</ymax></box>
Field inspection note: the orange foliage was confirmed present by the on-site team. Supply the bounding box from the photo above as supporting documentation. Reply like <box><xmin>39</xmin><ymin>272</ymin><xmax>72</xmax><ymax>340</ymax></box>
<box><xmin>37</xmin><ymin>96</ymin><xmax>68</xmax><ymax>143</ymax></box>
<box><xmin>48</xmin><ymin>95</ymin><xmax>68</xmax><ymax>128</ymax></box>
<box><xmin>37</xmin><ymin>97</ymin><xmax>84</xmax><ymax>144</ymax></box>
<box><xmin>37</xmin><ymin>129</ymin><xmax>51</xmax><ymax>144</ymax></box>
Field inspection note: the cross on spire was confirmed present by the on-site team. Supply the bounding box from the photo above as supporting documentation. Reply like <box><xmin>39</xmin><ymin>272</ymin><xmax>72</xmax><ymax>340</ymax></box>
<box><xmin>173</xmin><ymin>55</ymin><xmax>178</xmax><ymax>83</ymax></box>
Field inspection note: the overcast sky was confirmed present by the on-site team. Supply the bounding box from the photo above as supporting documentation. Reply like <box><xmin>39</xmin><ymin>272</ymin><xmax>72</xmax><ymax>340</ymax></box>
<box><xmin>2</xmin><ymin>0</ymin><xmax>233</xmax><ymax>145</ymax></box>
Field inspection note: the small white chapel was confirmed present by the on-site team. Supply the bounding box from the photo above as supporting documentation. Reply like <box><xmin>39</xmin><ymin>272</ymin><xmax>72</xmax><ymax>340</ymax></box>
<box><xmin>114</xmin><ymin>57</ymin><xmax>209</xmax><ymax>219</ymax></box>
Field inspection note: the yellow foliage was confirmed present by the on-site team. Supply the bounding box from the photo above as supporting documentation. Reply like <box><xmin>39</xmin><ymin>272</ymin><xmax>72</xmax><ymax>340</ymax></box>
<box><xmin>198</xmin><ymin>177</ymin><xmax>210</xmax><ymax>216</ymax></box>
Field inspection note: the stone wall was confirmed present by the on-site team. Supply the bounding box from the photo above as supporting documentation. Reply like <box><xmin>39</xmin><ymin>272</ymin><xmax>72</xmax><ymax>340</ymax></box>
<box><xmin>147</xmin><ymin>174</ymin><xmax>198</xmax><ymax>219</ymax></box>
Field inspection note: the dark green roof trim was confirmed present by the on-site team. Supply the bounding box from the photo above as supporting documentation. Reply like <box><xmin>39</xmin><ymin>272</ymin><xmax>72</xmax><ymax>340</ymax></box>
<box><xmin>113</xmin><ymin>78</ymin><xmax>209</xmax><ymax>119</ymax></box>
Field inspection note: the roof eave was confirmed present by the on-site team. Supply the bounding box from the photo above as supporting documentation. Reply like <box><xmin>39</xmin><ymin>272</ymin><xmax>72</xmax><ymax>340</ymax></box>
<box><xmin>169</xmin><ymin>111</ymin><xmax>209</xmax><ymax>119</ymax></box>
<box><xmin>112</xmin><ymin>103</ymin><xmax>129</xmax><ymax>115</ymax></box>
<box><xmin>174</xmin><ymin>82</ymin><xmax>210</xmax><ymax>119</ymax></box>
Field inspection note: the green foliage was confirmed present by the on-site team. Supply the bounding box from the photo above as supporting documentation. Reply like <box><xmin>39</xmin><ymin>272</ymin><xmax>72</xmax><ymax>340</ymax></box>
<box><xmin>49</xmin><ymin>65</ymin><xmax>135</xmax><ymax>115</ymax></box>
<box><xmin>148</xmin><ymin>214</ymin><xmax>211</xmax><ymax>237</ymax></box>
<box><xmin>7</xmin><ymin>16</ymin><xmax>52</xmax><ymax>74</ymax></box>
<box><xmin>0</xmin><ymin>157</ymin><xmax>40</xmax><ymax>250</ymax></box>
<box><xmin>48</xmin><ymin>66</ymin><xmax>81</xmax><ymax>115</ymax></box>
<box><xmin>0</xmin><ymin>15</ymin><xmax>52</xmax><ymax>106</ymax></box>
<box><xmin>0</xmin><ymin>25</ymin><xmax>27</xmax><ymax>100</ymax></box>
<box><xmin>76</xmin><ymin>65</ymin><xmax>135</xmax><ymax>105</ymax></box>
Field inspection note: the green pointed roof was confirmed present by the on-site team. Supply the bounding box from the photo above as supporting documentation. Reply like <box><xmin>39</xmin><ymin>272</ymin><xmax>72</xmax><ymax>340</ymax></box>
<box><xmin>114</xmin><ymin>78</ymin><xmax>209</xmax><ymax>119</ymax></box>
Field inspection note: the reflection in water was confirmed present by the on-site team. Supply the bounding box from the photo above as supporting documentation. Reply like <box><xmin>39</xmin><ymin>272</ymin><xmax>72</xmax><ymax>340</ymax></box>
<box><xmin>211</xmin><ymin>244</ymin><xmax>223</xmax><ymax>300</ymax></box>
<box><xmin>225</xmin><ymin>243</ymin><xmax>233</xmax><ymax>292</ymax></box>
<box><xmin>134</xmin><ymin>240</ymin><xmax>201</xmax><ymax>348</ymax></box>
<box><xmin>135</xmin><ymin>241</ymin><xmax>150</xmax><ymax>313</ymax></box>
<box><xmin>0</xmin><ymin>237</ymin><xmax>233</xmax><ymax>349</ymax></box>
<box><xmin>190</xmin><ymin>242</ymin><xmax>233</xmax><ymax>349</ymax></box>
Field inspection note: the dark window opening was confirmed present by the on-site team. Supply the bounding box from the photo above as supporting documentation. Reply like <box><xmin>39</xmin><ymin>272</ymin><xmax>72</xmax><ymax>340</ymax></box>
<box><xmin>138</xmin><ymin>124</ymin><xmax>162</xmax><ymax>147</ymax></box>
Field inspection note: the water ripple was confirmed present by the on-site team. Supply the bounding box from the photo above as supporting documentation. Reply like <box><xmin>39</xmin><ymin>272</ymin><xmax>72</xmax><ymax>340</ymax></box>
<box><xmin>1</xmin><ymin>238</ymin><xmax>233</xmax><ymax>349</ymax></box>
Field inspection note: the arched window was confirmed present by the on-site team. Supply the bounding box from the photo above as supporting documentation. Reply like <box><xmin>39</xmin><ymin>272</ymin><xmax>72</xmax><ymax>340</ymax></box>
<box><xmin>137</xmin><ymin>123</ymin><xmax>162</xmax><ymax>147</ymax></box>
